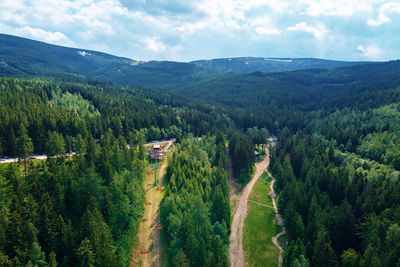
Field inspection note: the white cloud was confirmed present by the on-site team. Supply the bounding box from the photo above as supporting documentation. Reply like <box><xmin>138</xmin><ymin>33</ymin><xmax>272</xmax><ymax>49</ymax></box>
<box><xmin>300</xmin><ymin>0</ymin><xmax>374</xmax><ymax>17</ymax></box>
<box><xmin>144</xmin><ymin>37</ymin><xmax>166</xmax><ymax>52</ymax></box>
<box><xmin>0</xmin><ymin>22</ymin><xmax>75</xmax><ymax>46</ymax></box>
<box><xmin>22</xmin><ymin>26</ymin><xmax>72</xmax><ymax>44</ymax></box>
<box><xmin>0</xmin><ymin>0</ymin><xmax>28</xmax><ymax>24</ymax></box>
<box><xmin>255</xmin><ymin>27</ymin><xmax>280</xmax><ymax>35</ymax></box>
<box><xmin>368</xmin><ymin>2</ymin><xmax>400</xmax><ymax>26</ymax></box>
<box><xmin>357</xmin><ymin>44</ymin><xmax>383</xmax><ymax>59</ymax></box>
<box><xmin>0</xmin><ymin>0</ymin><xmax>398</xmax><ymax>61</ymax></box>
<box><xmin>240</xmin><ymin>0</ymin><xmax>288</xmax><ymax>13</ymax></box>
<box><xmin>249</xmin><ymin>16</ymin><xmax>281</xmax><ymax>37</ymax></box>
<box><xmin>287</xmin><ymin>22</ymin><xmax>327</xmax><ymax>38</ymax></box>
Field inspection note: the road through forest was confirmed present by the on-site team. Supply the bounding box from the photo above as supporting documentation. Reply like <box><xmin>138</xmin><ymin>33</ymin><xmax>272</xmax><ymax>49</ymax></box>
<box><xmin>0</xmin><ymin>140</ymin><xmax>175</xmax><ymax>164</ymax></box>
<box><xmin>229</xmin><ymin>149</ymin><xmax>270</xmax><ymax>267</ymax></box>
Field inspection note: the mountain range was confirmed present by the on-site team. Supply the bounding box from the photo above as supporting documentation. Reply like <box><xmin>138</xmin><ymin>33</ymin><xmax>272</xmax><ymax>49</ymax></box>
<box><xmin>1</xmin><ymin>32</ymin><xmax>400</xmax><ymax>130</ymax></box>
<box><xmin>0</xmin><ymin>33</ymin><xmax>377</xmax><ymax>89</ymax></box>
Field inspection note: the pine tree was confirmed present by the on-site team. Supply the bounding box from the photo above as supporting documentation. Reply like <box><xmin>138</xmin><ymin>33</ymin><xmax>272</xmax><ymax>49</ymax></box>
<box><xmin>7</xmin><ymin>126</ymin><xmax>16</xmax><ymax>157</ymax></box>
<box><xmin>45</xmin><ymin>131</ymin><xmax>65</xmax><ymax>157</ymax></box>
<box><xmin>82</xmin><ymin>208</ymin><xmax>118</xmax><ymax>267</ymax></box>
<box><xmin>16</xmin><ymin>126</ymin><xmax>34</xmax><ymax>177</ymax></box>
<box><xmin>173</xmin><ymin>249</ymin><xmax>189</xmax><ymax>267</ymax></box>
<box><xmin>48</xmin><ymin>251</ymin><xmax>58</xmax><ymax>267</ymax></box>
<box><xmin>207</xmin><ymin>235</ymin><xmax>228</xmax><ymax>267</ymax></box>
<box><xmin>76</xmin><ymin>238</ymin><xmax>96</xmax><ymax>267</ymax></box>
<box><xmin>29</xmin><ymin>242</ymin><xmax>47</xmax><ymax>267</ymax></box>
<box><xmin>341</xmin><ymin>248</ymin><xmax>361</xmax><ymax>267</ymax></box>
<box><xmin>312</xmin><ymin>227</ymin><xmax>338</xmax><ymax>267</ymax></box>
<box><xmin>293</xmin><ymin>213</ymin><xmax>305</xmax><ymax>240</ymax></box>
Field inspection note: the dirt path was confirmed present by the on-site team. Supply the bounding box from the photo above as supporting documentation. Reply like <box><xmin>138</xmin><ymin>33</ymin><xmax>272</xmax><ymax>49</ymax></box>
<box><xmin>229</xmin><ymin>149</ymin><xmax>270</xmax><ymax>267</ymax></box>
<box><xmin>130</xmin><ymin>140</ymin><xmax>173</xmax><ymax>267</ymax></box>
<box><xmin>267</xmin><ymin>170</ymin><xmax>286</xmax><ymax>267</ymax></box>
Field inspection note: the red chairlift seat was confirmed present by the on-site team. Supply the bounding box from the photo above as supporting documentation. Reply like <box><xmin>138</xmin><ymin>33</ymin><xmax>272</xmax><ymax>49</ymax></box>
<box><xmin>155</xmin><ymin>225</ymin><xmax>162</xmax><ymax>230</ymax></box>
<box><xmin>156</xmin><ymin>188</ymin><xmax>162</xmax><ymax>191</ymax></box>
<box><xmin>140</xmin><ymin>249</ymin><xmax>149</xmax><ymax>254</ymax></box>
<box><xmin>145</xmin><ymin>201</ymin><xmax>152</xmax><ymax>205</ymax></box>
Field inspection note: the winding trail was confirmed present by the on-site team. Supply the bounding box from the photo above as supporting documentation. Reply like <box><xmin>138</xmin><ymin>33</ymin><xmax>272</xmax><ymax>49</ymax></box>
<box><xmin>266</xmin><ymin>170</ymin><xmax>286</xmax><ymax>267</ymax></box>
<box><xmin>229</xmin><ymin>149</ymin><xmax>269</xmax><ymax>267</ymax></box>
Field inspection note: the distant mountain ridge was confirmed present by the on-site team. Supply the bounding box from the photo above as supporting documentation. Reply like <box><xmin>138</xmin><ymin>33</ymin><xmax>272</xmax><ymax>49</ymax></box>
<box><xmin>191</xmin><ymin>57</ymin><xmax>374</xmax><ymax>74</ymax></box>
<box><xmin>0</xmin><ymin>33</ymin><xmax>377</xmax><ymax>89</ymax></box>
<box><xmin>0</xmin><ymin>33</ymin><xmax>218</xmax><ymax>89</ymax></box>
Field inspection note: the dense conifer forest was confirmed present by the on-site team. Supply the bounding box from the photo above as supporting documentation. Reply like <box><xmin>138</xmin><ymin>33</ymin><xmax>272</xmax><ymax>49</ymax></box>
<box><xmin>0</xmin><ymin>77</ymin><xmax>254</xmax><ymax>266</ymax></box>
<box><xmin>270</xmin><ymin>104</ymin><xmax>400</xmax><ymax>266</ymax></box>
<box><xmin>1</xmin><ymin>35</ymin><xmax>400</xmax><ymax>267</ymax></box>
<box><xmin>160</xmin><ymin>135</ymin><xmax>230</xmax><ymax>266</ymax></box>
<box><xmin>0</xmin><ymin>128</ymin><xmax>146</xmax><ymax>266</ymax></box>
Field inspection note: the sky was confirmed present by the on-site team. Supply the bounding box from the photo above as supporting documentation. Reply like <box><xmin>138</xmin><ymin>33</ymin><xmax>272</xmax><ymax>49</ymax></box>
<box><xmin>0</xmin><ymin>0</ymin><xmax>399</xmax><ymax>61</ymax></box>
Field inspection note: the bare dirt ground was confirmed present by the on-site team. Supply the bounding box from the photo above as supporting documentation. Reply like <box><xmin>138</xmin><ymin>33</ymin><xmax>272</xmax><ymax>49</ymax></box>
<box><xmin>229</xmin><ymin>149</ymin><xmax>270</xmax><ymax>267</ymax></box>
<box><xmin>130</xmin><ymin>140</ymin><xmax>173</xmax><ymax>267</ymax></box>
<box><xmin>266</xmin><ymin>170</ymin><xmax>286</xmax><ymax>267</ymax></box>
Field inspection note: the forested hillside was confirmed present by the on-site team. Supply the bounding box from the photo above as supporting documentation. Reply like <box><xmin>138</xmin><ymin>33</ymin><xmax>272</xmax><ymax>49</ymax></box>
<box><xmin>172</xmin><ymin>60</ymin><xmax>400</xmax><ymax>132</ymax></box>
<box><xmin>160</xmin><ymin>135</ymin><xmax>230</xmax><ymax>266</ymax></box>
<box><xmin>0</xmin><ymin>34</ymin><xmax>218</xmax><ymax>90</ymax></box>
<box><xmin>0</xmin><ymin>77</ymin><xmax>234</xmax><ymax>157</ymax></box>
<box><xmin>269</xmin><ymin>103</ymin><xmax>400</xmax><ymax>266</ymax></box>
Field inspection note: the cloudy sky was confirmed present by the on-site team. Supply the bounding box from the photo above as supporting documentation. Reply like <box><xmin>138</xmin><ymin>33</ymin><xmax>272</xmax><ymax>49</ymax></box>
<box><xmin>1</xmin><ymin>0</ymin><xmax>399</xmax><ymax>61</ymax></box>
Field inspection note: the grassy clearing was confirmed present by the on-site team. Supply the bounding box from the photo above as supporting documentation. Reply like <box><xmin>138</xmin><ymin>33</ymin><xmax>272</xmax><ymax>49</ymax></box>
<box><xmin>243</xmin><ymin>178</ymin><xmax>281</xmax><ymax>267</ymax></box>
<box><xmin>259</xmin><ymin>170</ymin><xmax>270</xmax><ymax>180</ymax></box>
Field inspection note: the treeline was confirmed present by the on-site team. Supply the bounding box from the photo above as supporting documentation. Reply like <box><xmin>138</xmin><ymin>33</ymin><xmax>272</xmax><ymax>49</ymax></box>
<box><xmin>0</xmin><ymin>130</ymin><xmax>147</xmax><ymax>266</ymax></box>
<box><xmin>270</xmin><ymin>126</ymin><xmax>400</xmax><ymax>266</ymax></box>
<box><xmin>229</xmin><ymin>132</ymin><xmax>255</xmax><ymax>184</ymax></box>
<box><xmin>0</xmin><ymin>77</ymin><xmax>233</xmax><ymax>157</ymax></box>
<box><xmin>160</xmin><ymin>135</ymin><xmax>230</xmax><ymax>266</ymax></box>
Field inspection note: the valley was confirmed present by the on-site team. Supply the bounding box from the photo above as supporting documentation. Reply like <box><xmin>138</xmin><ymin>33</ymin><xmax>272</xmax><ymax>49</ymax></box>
<box><xmin>0</xmin><ymin>33</ymin><xmax>400</xmax><ymax>267</ymax></box>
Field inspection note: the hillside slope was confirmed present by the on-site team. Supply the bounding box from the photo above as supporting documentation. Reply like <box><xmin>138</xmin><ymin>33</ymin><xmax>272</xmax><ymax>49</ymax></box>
<box><xmin>175</xmin><ymin>60</ymin><xmax>400</xmax><ymax>111</ymax></box>
<box><xmin>0</xmin><ymin>33</ymin><xmax>218</xmax><ymax>88</ymax></box>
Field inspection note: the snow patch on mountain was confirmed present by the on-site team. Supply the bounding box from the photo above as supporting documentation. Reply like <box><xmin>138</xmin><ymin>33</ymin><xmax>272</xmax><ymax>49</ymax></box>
<box><xmin>76</xmin><ymin>50</ymin><xmax>92</xmax><ymax>57</ymax></box>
